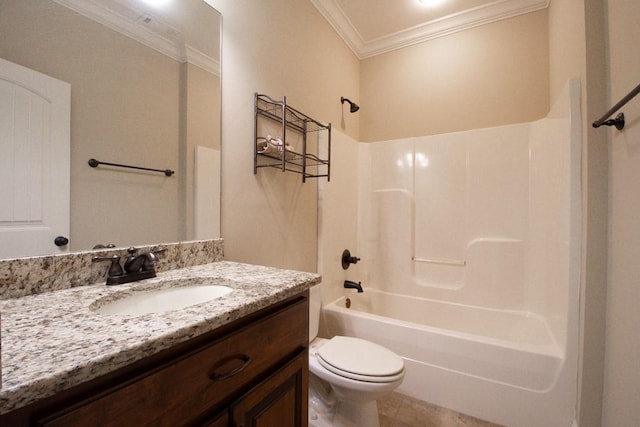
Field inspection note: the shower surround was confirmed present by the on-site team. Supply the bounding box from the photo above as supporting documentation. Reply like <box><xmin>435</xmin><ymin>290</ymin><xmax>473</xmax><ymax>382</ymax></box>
<box><xmin>322</xmin><ymin>80</ymin><xmax>582</xmax><ymax>427</ymax></box>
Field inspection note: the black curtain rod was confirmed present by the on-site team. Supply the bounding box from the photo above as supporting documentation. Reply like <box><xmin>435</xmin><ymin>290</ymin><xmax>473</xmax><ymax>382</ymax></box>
<box><xmin>592</xmin><ymin>82</ymin><xmax>640</xmax><ymax>130</ymax></box>
<box><xmin>88</xmin><ymin>158</ymin><xmax>175</xmax><ymax>177</ymax></box>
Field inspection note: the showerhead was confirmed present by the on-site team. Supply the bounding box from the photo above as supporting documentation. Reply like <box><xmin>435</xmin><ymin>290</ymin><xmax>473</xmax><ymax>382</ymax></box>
<box><xmin>341</xmin><ymin>96</ymin><xmax>360</xmax><ymax>113</ymax></box>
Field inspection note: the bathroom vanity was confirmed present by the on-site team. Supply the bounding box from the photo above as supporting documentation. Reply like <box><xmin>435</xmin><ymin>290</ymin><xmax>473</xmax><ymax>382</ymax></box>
<box><xmin>0</xmin><ymin>258</ymin><xmax>319</xmax><ymax>426</ymax></box>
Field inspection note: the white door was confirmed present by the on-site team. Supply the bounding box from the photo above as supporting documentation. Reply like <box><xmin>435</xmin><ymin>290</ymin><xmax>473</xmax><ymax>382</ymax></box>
<box><xmin>0</xmin><ymin>58</ymin><xmax>70</xmax><ymax>258</ymax></box>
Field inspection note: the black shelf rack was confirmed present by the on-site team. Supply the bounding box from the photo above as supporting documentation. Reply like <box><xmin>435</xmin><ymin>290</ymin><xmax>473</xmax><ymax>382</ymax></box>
<box><xmin>254</xmin><ymin>93</ymin><xmax>331</xmax><ymax>182</ymax></box>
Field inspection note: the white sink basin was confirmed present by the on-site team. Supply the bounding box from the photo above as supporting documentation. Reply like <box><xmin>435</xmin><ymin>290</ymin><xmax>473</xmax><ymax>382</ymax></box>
<box><xmin>93</xmin><ymin>285</ymin><xmax>233</xmax><ymax>315</ymax></box>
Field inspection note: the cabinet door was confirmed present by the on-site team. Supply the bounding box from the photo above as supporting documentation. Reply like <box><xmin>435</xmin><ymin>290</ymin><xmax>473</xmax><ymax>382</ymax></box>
<box><xmin>231</xmin><ymin>350</ymin><xmax>308</xmax><ymax>427</ymax></box>
<box><xmin>202</xmin><ymin>410</ymin><xmax>228</xmax><ymax>427</ymax></box>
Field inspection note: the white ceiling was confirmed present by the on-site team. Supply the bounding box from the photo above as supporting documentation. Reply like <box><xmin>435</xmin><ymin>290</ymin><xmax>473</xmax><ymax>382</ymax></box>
<box><xmin>311</xmin><ymin>0</ymin><xmax>550</xmax><ymax>59</ymax></box>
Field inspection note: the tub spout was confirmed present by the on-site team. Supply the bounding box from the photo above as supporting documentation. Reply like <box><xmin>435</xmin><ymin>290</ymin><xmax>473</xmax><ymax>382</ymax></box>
<box><xmin>344</xmin><ymin>280</ymin><xmax>363</xmax><ymax>293</ymax></box>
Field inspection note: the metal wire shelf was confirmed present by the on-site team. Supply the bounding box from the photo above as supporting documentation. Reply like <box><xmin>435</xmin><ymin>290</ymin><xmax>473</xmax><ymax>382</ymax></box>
<box><xmin>254</xmin><ymin>93</ymin><xmax>331</xmax><ymax>182</ymax></box>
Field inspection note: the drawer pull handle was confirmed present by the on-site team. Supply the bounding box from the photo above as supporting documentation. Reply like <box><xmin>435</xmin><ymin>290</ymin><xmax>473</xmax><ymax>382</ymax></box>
<box><xmin>209</xmin><ymin>354</ymin><xmax>251</xmax><ymax>381</ymax></box>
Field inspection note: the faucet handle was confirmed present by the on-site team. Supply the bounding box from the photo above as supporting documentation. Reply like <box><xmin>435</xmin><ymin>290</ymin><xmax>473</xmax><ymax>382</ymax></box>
<box><xmin>150</xmin><ymin>247</ymin><xmax>167</xmax><ymax>256</ymax></box>
<box><xmin>92</xmin><ymin>255</ymin><xmax>124</xmax><ymax>277</ymax></box>
<box><xmin>341</xmin><ymin>249</ymin><xmax>361</xmax><ymax>270</ymax></box>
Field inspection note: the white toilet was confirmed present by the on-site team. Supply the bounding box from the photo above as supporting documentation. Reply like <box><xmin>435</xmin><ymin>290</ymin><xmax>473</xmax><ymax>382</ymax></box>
<box><xmin>308</xmin><ymin>286</ymin><xmax>405</xmax><ymax>427</ymax></box>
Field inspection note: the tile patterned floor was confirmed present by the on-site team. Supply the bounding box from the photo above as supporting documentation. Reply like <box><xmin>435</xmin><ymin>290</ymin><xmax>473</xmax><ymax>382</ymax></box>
<box><xmin>378</xmin><ymin>393</ymin><xmax>504</xmax><ymax>427</ymax></box>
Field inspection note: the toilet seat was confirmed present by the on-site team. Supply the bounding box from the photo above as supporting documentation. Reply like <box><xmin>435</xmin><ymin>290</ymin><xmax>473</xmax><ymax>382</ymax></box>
<box><xmin>316</xmin><ymin>336</ymin><xmax>404</xmax><ymax>383</ymax></box>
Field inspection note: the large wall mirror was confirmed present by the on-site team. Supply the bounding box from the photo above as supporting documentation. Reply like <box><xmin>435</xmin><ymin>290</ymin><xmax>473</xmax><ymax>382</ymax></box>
<box><xmin>0</xmin><ymin>0</ymin><xmax>221</xmax><ymax>258</ymax></box>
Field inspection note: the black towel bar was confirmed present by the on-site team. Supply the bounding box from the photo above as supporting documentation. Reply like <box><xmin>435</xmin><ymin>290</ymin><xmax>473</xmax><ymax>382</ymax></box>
<box><xmin>592</xmin><ymin>82</ymin><xmax>640</xmax><ymax>130</ymax></box>
<box><xmin>88</xmin><ymin>158</ymin><xmax>175</xmax><ymax>177</ymax></box>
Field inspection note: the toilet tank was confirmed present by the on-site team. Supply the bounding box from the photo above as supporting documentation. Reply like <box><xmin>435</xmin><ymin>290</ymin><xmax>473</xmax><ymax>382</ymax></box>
<box><xmin>309</xmin><ymin>284</ymin><xmax>322</xmax><ymax>342</ymax></box>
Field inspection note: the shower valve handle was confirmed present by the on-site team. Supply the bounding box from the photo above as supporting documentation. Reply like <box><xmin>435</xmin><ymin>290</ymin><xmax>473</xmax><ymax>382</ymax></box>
<box><xmin>342</xmin><ymin>249</ymin><xmax>360</xmax><ymax>269</ymax></box>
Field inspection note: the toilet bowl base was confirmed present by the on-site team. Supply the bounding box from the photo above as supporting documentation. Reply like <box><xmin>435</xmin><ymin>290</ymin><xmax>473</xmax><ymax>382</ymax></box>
<box><xmin>309</xmin><ymin>374</ymin><xmax>381</xmax><ymax>427</ymax></box>
<box><xmin>309</xmin><ymin>399</ymin><xmax>380</xmax><ymax>427</ymax></box>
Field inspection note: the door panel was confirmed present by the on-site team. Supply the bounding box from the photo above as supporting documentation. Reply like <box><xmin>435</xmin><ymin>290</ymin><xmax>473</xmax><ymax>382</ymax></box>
<box><xmin>0</xmin><ymin>58</ymin><xmax>70</xmax><ymax>258</ymax></box>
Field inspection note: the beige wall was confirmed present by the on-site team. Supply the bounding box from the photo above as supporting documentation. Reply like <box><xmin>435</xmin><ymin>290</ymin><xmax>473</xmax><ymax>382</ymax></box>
<box><xmin>549</xmin><ymin>0</ymin><xmax>609</xmax><ymax>426</ymax></box>
<box><xmin>210</xmin><ymin>0</ymin><xmax>360</xmax><ymax>271</ymax></box>
<box><xmin>581</xmin><ymin>0</ymin><xmax>610</xmax><ymax>424</ymax></box>
<box><xmin>548</xmin><ymin>0</ymin><xmax>587</xmax><ymax>102</ymax></box>
<box><xmin>360</xmin><ymin>10</ymin><xmax>549</xmax><ymax>142</ymax></box>
<box><xmin>603</xmin><ymin>1</ymin><xmax>640</xmax><ymax>425</ymax></box>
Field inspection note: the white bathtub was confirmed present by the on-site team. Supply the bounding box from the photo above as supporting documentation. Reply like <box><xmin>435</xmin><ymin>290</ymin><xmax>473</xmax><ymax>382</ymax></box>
<box><xmin>322</xmin><ymin>290</ymin><xmax>573</xmax><ymax>427</ymax></box>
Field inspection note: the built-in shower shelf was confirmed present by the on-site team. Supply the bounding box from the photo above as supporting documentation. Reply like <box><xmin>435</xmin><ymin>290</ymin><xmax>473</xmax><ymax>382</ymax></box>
<box><xmin>254</xmin><ymin>93</ymin><xmax>331</xmax><ymax>182</ymax></box>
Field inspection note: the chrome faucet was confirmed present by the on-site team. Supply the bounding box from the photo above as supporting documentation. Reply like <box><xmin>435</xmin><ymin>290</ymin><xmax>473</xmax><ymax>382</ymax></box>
<box><xmin>92</xmin><ymin>247</ymin><xmax>165</xmax><ymax>285</ymax></box>
<box><xmin>344</xmin><ymin>280</ymin><xmax>363</xmax><ymax>293</ymax></box>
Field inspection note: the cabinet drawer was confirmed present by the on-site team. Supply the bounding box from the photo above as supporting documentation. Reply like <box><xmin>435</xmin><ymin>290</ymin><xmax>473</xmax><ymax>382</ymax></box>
<box><xmin>39</xmin><ymin>297</ymin><xmax>309</xmax><ymax>427</ymax></box>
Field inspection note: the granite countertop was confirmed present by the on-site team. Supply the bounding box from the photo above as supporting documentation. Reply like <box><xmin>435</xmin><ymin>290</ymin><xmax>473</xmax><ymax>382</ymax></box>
<box><xmin>0</xmin><ymin>261</ymin><xmax>321</xmax><ymax>415</ymax></box>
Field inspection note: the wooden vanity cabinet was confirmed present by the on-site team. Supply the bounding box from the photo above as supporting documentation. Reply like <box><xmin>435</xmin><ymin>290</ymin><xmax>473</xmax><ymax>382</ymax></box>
<box><xmin>230</xmin><ymin>350</ymin><xmax>307</xmax><ymax>427</ymax></box>
<box><xmin>0</xmin><ymin>292</ymin><xmax>309</xmax><ymax>427</ymax></box>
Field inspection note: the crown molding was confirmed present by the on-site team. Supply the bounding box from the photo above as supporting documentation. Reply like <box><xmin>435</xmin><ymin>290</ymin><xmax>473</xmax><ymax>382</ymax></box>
<box><xmin>311</xmin><ymin>0</ymin><xmax>550</xmax><ymax>59</ymax></box>
<box><xmin>52</xmin><ymin>0</ymin><xmax>219</xmax><ymax>75</ymax></box>
<box><xmin>185</xmin><ymin>45</ymin><xmax>221</xmax><ymax>76</ymax></box>
<box><xmin>310</xmin><ymin>0</ymin><xmax>367</xmax><ymax>55</ymax></box>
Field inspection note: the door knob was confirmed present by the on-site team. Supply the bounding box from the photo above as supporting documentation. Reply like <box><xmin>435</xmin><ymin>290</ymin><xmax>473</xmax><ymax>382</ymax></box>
<box><xmin>54</xmin><ymin>236</ymin><xmax>69</xmax><ymax>247</ymax></box>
